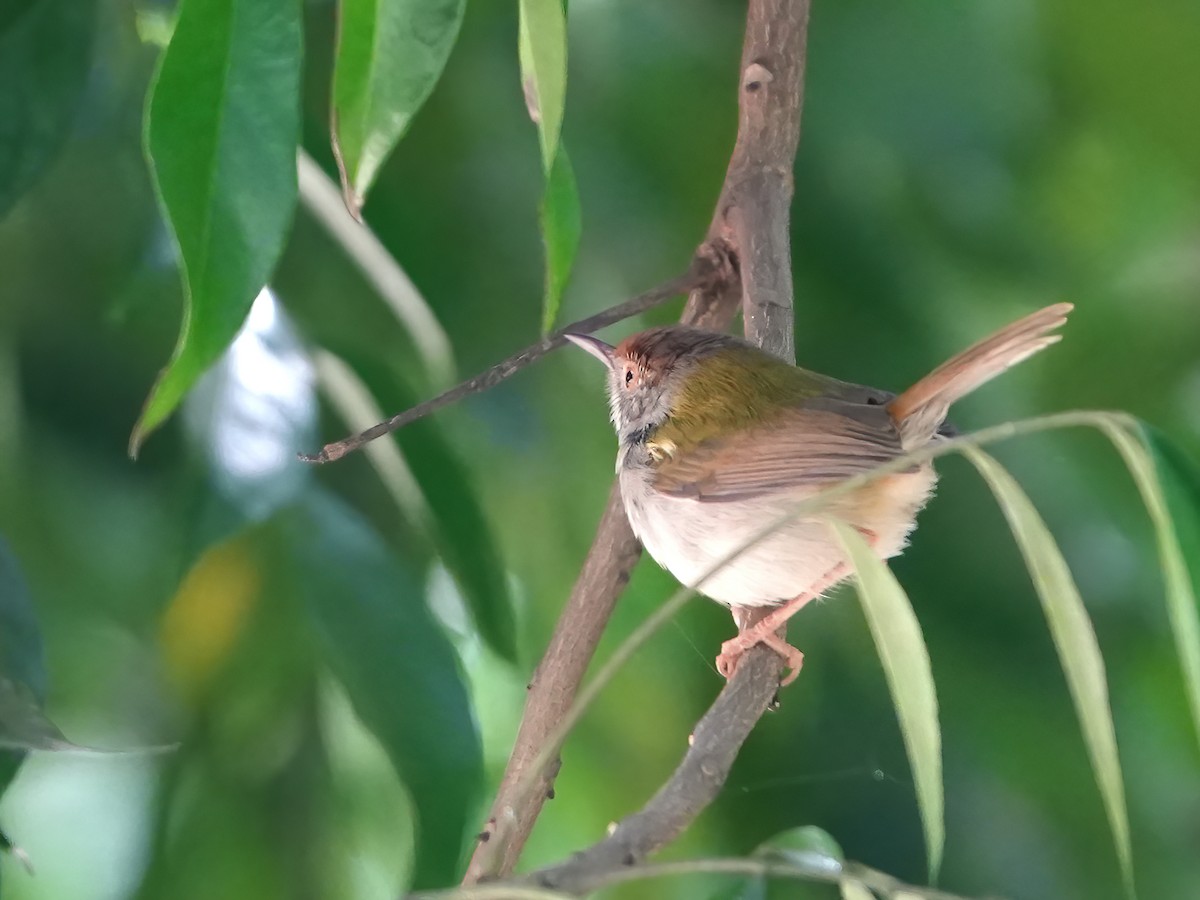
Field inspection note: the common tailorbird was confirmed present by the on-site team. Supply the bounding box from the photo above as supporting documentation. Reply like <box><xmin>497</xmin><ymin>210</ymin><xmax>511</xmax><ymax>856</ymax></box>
<box><xmin>566</xmin><ymin>303</ymin><xmax>1072</xmax><ymax>685</ymax></box>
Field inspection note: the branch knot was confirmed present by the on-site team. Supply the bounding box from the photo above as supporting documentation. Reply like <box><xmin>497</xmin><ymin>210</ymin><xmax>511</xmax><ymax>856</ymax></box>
<box><xmin>742</xmin><ymin>61</ymin><xmax>774</xmax><ymax>94</ymax></box>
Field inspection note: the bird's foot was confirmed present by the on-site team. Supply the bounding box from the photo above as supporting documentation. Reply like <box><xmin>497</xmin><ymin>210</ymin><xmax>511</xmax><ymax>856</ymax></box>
<box><xmin>717</xmin><ymin>554</ymin><xmax>862</xmax><ymax>688</ymax></box>
<box><xmin>716</xmin><ymin>630</ymin><xmax>805</xmax><ymax>685</ymax></box>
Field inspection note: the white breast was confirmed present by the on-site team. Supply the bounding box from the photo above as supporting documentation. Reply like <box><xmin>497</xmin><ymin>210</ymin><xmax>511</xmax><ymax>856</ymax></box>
<box><xmin>619</xmin><ymin>464</ymin><xmax>938</xmax><ymax>608</ymax></box>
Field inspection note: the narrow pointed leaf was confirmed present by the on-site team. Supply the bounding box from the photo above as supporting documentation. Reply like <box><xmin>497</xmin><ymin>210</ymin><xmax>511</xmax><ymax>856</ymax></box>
<box><xmin>517</xmin><ymin>0</ymin><xmax>577</xmax><ymax>333</ymax></box>
<box><xmin>831</xmin><ymin>520</ymin><xmax>943</xmax><ymax>883</ymax></box>
<box><xmin>285</xmin><ymin>491</ymin><xmax>482</xmax><ymax>888</ymax></box>
<box><xmin>0</xmin><ymin>0</ymin><xmax>97</xmax><ymax>214</ymax></box>
<box><xmin>539</xmin><ymin>145</ymin><xmax>581</xmax><ymax>333</ymax></box>
<box><xmin>133</xmin><ymin>0</ymin><xmax>302</xmax><ymax>454</ymax></box>
<box><xmin>1099</xmin><ymin>421</ymin><xmax>1200</xmax><ymax>753</ymax></box>
<box><xmin>518</xmin><ymin>0</ymin><xmax>567</xmax><ymax>172</ymax></box>
<box><xmin>964</xmin><ymin>448</ymin><xmax>1133</xmax><ymax>896</ymax></box>
<box><xmin>332</xmin><ymin>0</ymin><xmax>466</xmax><ymax>216</ymax></box>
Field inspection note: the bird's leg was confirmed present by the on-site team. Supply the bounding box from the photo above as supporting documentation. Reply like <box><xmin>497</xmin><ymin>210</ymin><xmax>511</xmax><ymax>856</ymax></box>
<box><xmin>718</xmin><ymin>605</ymin><xmax>809</xmax><ymax>685</ymax></box>
<box><xmin>717</xmin><ymin>529</ymin><xmax>875</xmax><ymax>686</ymax></box>
<box><xmin>716</xmin><ymin>579</ymin><xmax>832</xmax><ymax>686</ymax></box>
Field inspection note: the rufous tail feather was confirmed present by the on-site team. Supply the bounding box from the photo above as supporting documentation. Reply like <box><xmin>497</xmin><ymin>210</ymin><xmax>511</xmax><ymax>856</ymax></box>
<box><xmin>887</xmin><ymin>303</ymin><xmax>1073</xmax><ymax>447</ymax></box>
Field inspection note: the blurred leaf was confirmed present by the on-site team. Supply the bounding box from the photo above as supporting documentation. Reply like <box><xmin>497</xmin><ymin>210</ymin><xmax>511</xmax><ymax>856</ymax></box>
<box><xmin>743</xmin><ymin>826</ymin><xmax>845</xmax><ymax>900</ymax></box>
<box><xmin>753</xmin><ymin>825</ymin><xmax>845</xmax><ymax>869</ymax></box>
<box><xmin>0</xmin><ymin>536</ymin><xmax>47</xmax><ymax>839</ymax></box>
<box><xmin>341</xmin><ymin>353</ymin><xmax>518</xmax><ymax>662</ymax></box>
<box><xmin>317</xmin><ymin>676</ymin><xmax>414</xmax><ymax>897</ymax></box>
<box><xmin>331</xmin><ymin>0</ymin><xmax>466</xmax><ymax>218</ymax></box>
<box><xmin>294</xmin><ymin>151</ymin><xmax>457</xmax><ymax>387</ymax></box>
<box><xmin>285</xmin><ymin>491</ymin><xmax>482</xmax><ymax>889</ymax></box>
<box><xmin>839</xmin><ymin>880</ymin><xmax>873</xmax><ymax>900</ymax></box>
<box><xmin>518</xmin><ymin>0</ymin><xmax>566</xmax><ymax>172</ymax></box>
<box><xmin>1101</xmin><ymin>422</ymin><xmax>1200</xmax><ymax>752</ymax></box>
<box><xmin>832</xmin><ymin>520</ymin><xmax>943</xmax><ymax>884</ymax></box>
<box><xmin>0</xmin><ymin>678</ymin><xmax>169</xmax><ymax>756</ymax></box>
<box><xmin>0</xmin><ymin>0</ymin><xmax>37</xmax><ymax>33</ymax></box>
<box><xmin>964</xmin><ymin>448</ymin><xmax>1133</xmax><ymax>896</ymax></box>
<box><xmin>159</xmin><ymin>538</ymin><xmax>263</xmax><ymax>698</ymax></box>
<box><xmin>134</xmin><ymin>0</ymin><xmax>302</xmax><ymax>454</ymax></box>
<box><xmin>0</xmin><ymin>539</ymin><xmax>45</xmax><ymax>703</ymax></box>
<box><xmin>0</xmin><ymin>0</ymin><xmax>96</xmax><ymax>215</ymax></box>
<box><xmin>182</xmin><ymin>288</ymin><xmax>316</xmax><ymax>548</ymax></box>
<box><xmin>0</xmin><ymin>678</ymin><xmax>74</xmax><ymax>752</ymax></box>
<box><xmin>539</xmin><ymin>145</ymin><xmax>581</xmax><ymax>333</ymax></box>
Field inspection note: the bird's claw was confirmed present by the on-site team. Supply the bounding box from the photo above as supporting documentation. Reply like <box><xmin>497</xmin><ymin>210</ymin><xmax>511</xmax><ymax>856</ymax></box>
<box><xmin>715</xmin><ymin>632</ymin><xmax>804</xmax><ymax>687</ymax></box>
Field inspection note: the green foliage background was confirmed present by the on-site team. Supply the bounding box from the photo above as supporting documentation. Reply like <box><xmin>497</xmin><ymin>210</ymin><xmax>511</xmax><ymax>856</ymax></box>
<box><xmin>1</xmin><ymin>1</ymin><xmax>1199</xmax><ymax>899</ymax></box>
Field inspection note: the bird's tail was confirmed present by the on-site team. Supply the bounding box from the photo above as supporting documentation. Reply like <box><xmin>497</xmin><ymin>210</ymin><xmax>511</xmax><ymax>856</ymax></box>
<box><xmin>887</xmin><ymin>303</ymin><xmax>1073</xmax><ymax>447</ymax></box>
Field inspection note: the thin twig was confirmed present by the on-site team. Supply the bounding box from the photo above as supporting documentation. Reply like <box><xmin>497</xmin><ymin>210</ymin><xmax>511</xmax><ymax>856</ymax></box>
<box><xmin>299</xmin><ymin>261</ymin><xmax>717</xmax><ymax>464</ymax></box>
<box><xmin>312</xmin><ymin>350</ymin><xmax>429</xmax><ymax>523</ymax></box>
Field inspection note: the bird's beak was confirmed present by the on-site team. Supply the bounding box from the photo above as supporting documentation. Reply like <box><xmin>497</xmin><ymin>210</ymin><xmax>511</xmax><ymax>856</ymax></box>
<box><xmin>564</xmin><ymin>333</ymin><xmax>616</xmax><ymax>370</ymax></box>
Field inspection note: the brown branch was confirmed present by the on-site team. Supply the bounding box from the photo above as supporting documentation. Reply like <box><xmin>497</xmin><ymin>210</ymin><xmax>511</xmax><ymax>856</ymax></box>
<box><xmin>524</xmin><ymin>646</ymin><xmax>784</xmax><ymax>892</ymax></box>
<box><xmin>423</xmin><ymin>858</ymin><xmax>995</xmax><ymax>900</ymax></box>
<box><xmin>460</xmin><ymin>482</ymin><xmax>640</xmax><ymax>881</ymax></box>
<box><xmin>461</xmin><ymin>247</ymin><xmax>743</xmax><ymax>886</ymax></box>
<box><xmin>713</xmin><ymin>1</ymin><xmax>808</xmax><ymax>360</ymax></box>
<box><xmin>298</xmin><ymin>260</ymin><xmax>721</xmax><ymax>464</ymax></box>
<box><xmin>462</xmin><ymin>0</ymin><xmax>809</xmax><ymax>887</ymax></box>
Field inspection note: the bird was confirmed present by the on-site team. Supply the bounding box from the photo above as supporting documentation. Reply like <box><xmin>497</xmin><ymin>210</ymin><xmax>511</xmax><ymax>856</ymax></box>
<box><xmin>565</xmin><ymin>303</ymin><xmax>1072</xmax><ymax>685</ymax></box>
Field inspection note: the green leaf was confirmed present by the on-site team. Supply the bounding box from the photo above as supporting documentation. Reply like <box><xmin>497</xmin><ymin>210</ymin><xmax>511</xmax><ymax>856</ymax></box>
<box><xmin>0</xmin><ymin>538</ymin><xmax>47</xmax><ymax>812</ymax></box>
<box><xmin>517</xmin><ymin>0</ymin><xmax>577</xmax><ymax>333</ymax></box>
<box><xmin>831</xmin><ymin>520</ymin><xmax>943</xmax><ymax>884</ymax></box>
<box><xmin>337</xmin><ymin>352</ymin><xmax>519</xmax><ymax>663</ymax></box>
<box><xmin>0</xmin><ymin>540</ymin><xmax>45</xmax><ymax>705</ymax></box>
<box><xmin>285</xmin><ymin>491</ymin><xmax>482</xmax><ymax>889</ymax></box>
<box><xmin>1100</xmin><ymin>422</ymin><xmax>1200</xmax><ymax>753</ymax></box>
<box><xmin>753</xmin><ymin>825</ymin><xmax>845</xmax><ymax>870</ymax></box>
<box><xmin>964</xmin><ymin>448</ymin><xmax>1133</xmax><ymax>896</ymax></box>
<box><xmin>539</xmin><ymin>145</ymin><xmax>581</xmax><ymax>333</ymax></box>
<box><xmin>133</xmin><ymin>0</ymin><xmax>302</xmax><ymax>455</ymax></box>
<box><xmin>714</xmin><ymin>827</ymin><xmax>844</xmax><ymax>900</ymax></box>
<box><xmin>0</xmin><ymin>0</ymin><xmax>37</xmax><ymax>33</ymax></box>
<box><xmin>332</xmin><ymin>0</ymin><xmax>466</xmax><ymax>217</ymax></box>
<box><xmin>0</xmin><ymin>540</ymin><xmax>95</xmax><ymax>861</ymax></box>
<box><xmin>0</xmin><ymin>678</ymin><xmax>75</xmax><ymax>753</ymax></box>
<box><xmin>518</xmin><ymin>0</ymin><xmax>567</xmax><ymax>172</ymax></box>
<box><xmin>0</xmin><ymin>0</ymin><xmax>97</xmax><ymax>214</ymax></box>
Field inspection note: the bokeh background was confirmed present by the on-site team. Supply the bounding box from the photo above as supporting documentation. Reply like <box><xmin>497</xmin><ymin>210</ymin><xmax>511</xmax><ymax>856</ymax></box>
<box><xmin>2</xmin><ymin>1</ymin><xmax>1199</xmax><ymax>899</ymax></box>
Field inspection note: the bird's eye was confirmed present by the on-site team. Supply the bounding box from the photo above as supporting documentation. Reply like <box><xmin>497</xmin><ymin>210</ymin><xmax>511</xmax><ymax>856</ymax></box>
<box><xmin>625</xmin><ymin>369</ymin><xmax>634</xmax><ymax>386</ymax></box>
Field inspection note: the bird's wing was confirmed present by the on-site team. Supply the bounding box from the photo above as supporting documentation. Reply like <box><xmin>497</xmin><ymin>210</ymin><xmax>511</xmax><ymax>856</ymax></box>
<box><xmin>649</xmin><ymin>400</ymin><xmax>905</xmax><ymax>503</ymax></box>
